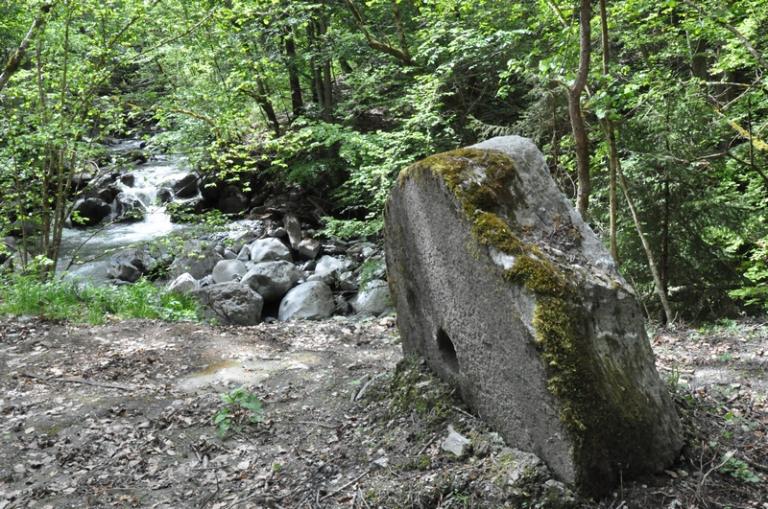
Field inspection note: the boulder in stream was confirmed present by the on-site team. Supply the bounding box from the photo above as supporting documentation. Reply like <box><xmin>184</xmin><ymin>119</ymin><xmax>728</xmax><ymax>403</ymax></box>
<box><xmin>385</xmin><ymin>136</ymin><xmax>682</xmax><ymax>495</ymax></box>
<box><xmin>71</xmin><ymin>198</ymin><xmax>111</xmax><ymax>228</ymax></box>
<box><xmin>172</xmin><ymin>173</ymin><xmax>199</xmax><ymax>199</ymax></box>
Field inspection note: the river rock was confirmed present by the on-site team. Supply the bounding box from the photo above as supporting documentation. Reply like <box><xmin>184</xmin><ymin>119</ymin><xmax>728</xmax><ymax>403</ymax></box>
<box><xmin>352</xmin><ymin>279</ymin><xmax>391</xmax><ymax>316</ymax></box>
<box><xmin>211</xmin><ymin>259</ymin><xmax>248</xmax><ymax>284</ymax></box>
<box><xmin>71</xmin><ymin>197</ymin><xmax>112</xmax><ymax>228</ymax></box>
<box><xmin>314</xmin><ymin>255</ymin><xmax>355</xmax><ymax>279</ymax></box>
<box><xmin>297</xmin><ymin>238</ymin><xmax>321</xmax><ymax>259</ymax></box>
<box><xmin>193</xmin><ymin>282</ymin><xmax>263</xmax><ymax>325</ymax></box>
<box><xmin>283</xmin><ymin>214</ymin><xmax>302</xmax><ymax>250</ymax></box>
<box><xmin>167</xmin><ymin>273</ymin><xmax>198</xmax><ymax>294</ymax></box>
<box><xmin>278</xmin><ymin>281</ymin><xmax>335</xmax><ymax>321</ymax></box>
<box><xmin>169</xmin><ymin>240</ymin><xmax>222</xmax><ymax>279</ymax></box>
<box><xmin>114</xmin><ymin>193</ymin><xmax>146</xmax><ymax>223</ymax></box>
<box><xmin>109</xmin><ymin>248</ymin><xmax>156</xmax><ymax>283</ymax></box>
<box><xmin>157</xmin><ymin>187</ymin><xmax>173</xmax><ymax>204</ymax></box>
<box><xmin>249</xmin><ymin>238</ymin><xmax>292</xmax><ymax>263</ymax></box>
<box><xmin>385</xmin><ymin>136</ymin><xmax>682</xmax><ymax>495</ymax></box>
<box><xmin>241</xmin><ymin>261</ymin><xmax>302</xmax><ymax>302</ymax></box>
<box><xmin>172</xmin><ymin>173</ymin><xmax>199</xmax><ymax>198</ymax></box>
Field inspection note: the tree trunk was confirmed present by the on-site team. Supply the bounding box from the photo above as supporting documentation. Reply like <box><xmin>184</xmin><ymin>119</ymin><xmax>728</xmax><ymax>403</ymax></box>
<box><xmin>255</xmin><ymin>78</ymin><xmax>281</xmax><ymax>137</ymax></box>
<box><xmin>284</xmin><ymin>34</ymin><xmax>303</xmax><ymax>118</ymax></box>
<box><xmin>569</xmin><ymin>0</ymin><xmax>592</xmax><ymax>218</ymax></box>
<box><xmin>619</xmin><ymin>169</ymin><xmax>674</xmax><ymax>325</ymax></box>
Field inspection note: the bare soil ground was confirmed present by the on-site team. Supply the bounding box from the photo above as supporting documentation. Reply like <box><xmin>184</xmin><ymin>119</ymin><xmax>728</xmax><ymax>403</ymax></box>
<box><xmin>1</xmin><ymin>316</ymin><xmax>767</xmax><ymax>509</ymax></box>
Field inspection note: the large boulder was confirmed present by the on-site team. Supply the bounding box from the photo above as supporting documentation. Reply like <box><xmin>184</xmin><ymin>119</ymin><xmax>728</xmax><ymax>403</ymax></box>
<box><xmin>385</xmin><ymin>136</ymin><xmax>682</xmax><ymax>496</ymax></box>
<box><xmin>249</xmin><ymin>238</ymin><xmax>292</xmax><ymax>263</ymax></box>
<box><xmin>211</xmin><ymin>259</ymin><xmax>248</xmax><ymax>284</ymax></box>
<box><xmin>278</xmin><ymin>281</ymin><xmax>335</xmax><ymax>321</ymax></box>
<box><xmin>192</xmin><ymin>282</ymin><xmax>263</xmax><ymax>325</ymax></box>
<box><xmin>241</xmin><ymin>261</ymin><xmax>302</xmax><ymax>302</ymax></box>
<box><xmin>71</xmin><ymin>198</ymin><xmax>112</xmax><ymax>228</ymax></box>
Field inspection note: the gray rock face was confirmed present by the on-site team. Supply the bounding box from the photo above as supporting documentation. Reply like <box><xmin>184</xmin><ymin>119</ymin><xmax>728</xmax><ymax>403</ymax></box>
<box><xmin>278</xmin><ymin>281</ymin><xmax>335</xmax><ymax>321</ymax></box>
<box><xmin>385</xmin><ymin>136</ymin><xmax>682</xmax><ymax>496</ymax></box>
<box><xmin>352</xmin><ymin>279</ymin><xmax>391</xmax><ymax>316</ymax></box>
<box><xmin>192</xmin><ymin>282</ymin><xmax>263</xmax><ymax>325</ymax></box>
<box><xmin>249</xmin><ymin>238</ymin><xmax>292</xmax><ymax>263</ymax></box>
<box><xmin>241</xmin><ymin>261</ymin><xmax>301</xmax><ymax>302</ymax></box>
<box><xmin>314</xmin><ymin>255</ymin><xmax>355</xmax><ymax>279</ymax></box>
<box><xmin>169</xmin><ymin>241</ymin><xmax>222</xmax><ymax>279</ymax></box>
<box><xmin>167</xmin><ymin>273</ymin><xmax>198</xmax><ymax>294</ymax></box>
<box><xmin>211</xmin><ymin>259</ymin><xmax>248</xmax><ymax>284</ymax></box>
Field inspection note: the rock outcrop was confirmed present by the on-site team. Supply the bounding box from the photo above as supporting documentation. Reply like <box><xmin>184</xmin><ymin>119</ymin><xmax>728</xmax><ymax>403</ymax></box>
<box><xmin>384</xmin><ymin>136</ymin><xmax>682</xmax><ymax>495</ymax></box>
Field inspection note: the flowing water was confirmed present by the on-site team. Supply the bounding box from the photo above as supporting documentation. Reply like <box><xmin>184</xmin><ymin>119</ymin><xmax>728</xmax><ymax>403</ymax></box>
<box><xmin>59</xmin><ymin>140</ymin><xmax>192</xmax><ymax>282</ymax></box>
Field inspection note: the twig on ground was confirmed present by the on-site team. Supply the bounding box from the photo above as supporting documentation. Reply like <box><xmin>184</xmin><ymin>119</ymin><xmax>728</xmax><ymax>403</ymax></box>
<box><xmin>319</xmin><ymin>468</ymin><xmax>372</xmax><ymax>501</ymax></box>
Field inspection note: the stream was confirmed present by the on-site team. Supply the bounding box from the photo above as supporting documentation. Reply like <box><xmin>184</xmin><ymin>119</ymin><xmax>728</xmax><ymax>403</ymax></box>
<box><xmin>58</xmin><ymin>139</ymin><xmax>191</xmax><ymax>282</ymax></box>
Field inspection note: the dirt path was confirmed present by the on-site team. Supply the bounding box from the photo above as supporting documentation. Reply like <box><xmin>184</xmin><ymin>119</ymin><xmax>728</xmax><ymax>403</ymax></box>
<box><xmin>1</xmin><ymin>317</ymin><xmax>767</xmax><ymax>508</ymax></box>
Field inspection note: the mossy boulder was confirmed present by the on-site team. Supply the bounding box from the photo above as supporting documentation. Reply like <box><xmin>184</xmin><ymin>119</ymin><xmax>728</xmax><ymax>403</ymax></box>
<box><xmin>384</xmin><ymin>136</ymin><xmax>682</xmax><ymax>496</ymax></box>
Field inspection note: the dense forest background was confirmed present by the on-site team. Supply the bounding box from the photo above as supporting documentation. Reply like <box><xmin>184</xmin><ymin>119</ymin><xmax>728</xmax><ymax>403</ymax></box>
<box><xmin>1</xmin><ymin>0</ymin><xmax>767</xmax><ymax>322</ymax></box>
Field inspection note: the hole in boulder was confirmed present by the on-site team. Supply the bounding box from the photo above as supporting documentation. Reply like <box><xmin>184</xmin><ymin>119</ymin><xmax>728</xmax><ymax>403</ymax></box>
<box><xmin>436</xmin><ymin>328</ymin><xmax>459</xmax><ymax>373</ymax></box>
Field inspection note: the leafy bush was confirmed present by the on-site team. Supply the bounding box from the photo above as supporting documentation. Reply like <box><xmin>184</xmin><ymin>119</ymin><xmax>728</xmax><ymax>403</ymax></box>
<box><xmin>0</xmin><ymin>275</ymin><xmax>199</xmax><ymax>324</ymax></box>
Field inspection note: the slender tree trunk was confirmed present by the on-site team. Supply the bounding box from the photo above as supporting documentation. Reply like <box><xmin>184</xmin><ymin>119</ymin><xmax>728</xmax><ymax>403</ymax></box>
<box><xmin>284</xmin><ymin>33</ymin><xmax>303</xmax><ymax>118</ymax></box>
<box><xmin>599</xmin><ymin>0</ymin><xmax>618</xmax><ymax>261</ymax></box>
<box><xmin>660</xmin><ymin>176</ymin><xmax>670</xmax><ymax>302</ymax></box>
<box><xmin>318</xmin><ymin>18</ymin><xmax>333</xmax><ymax>117</ymax></box>
<box><xmin>619</xmin><ymin>169</ymin><xmax>674</xmax><ymax>325</ymax></box>
<box><xmin>255</xmin><ymin>78</ymin><xmax>281</xmax><ymax>137</ymax></box>
<box><xmin>569</xmin><ymin>0</ymin><xmax>592</xmax><ymax>218</ymax></box>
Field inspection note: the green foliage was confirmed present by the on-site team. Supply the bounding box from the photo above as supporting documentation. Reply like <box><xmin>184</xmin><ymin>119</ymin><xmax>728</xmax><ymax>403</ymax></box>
<box><xmin>0</xmin><ymin>275</ymin><xmax>199</xmax><ymax>324</ymax></box>
<box><xmin>213</xmin><ymin>386</ymin><xmax>264</xmax><ymax>438</ymax></box>
<box><xmin>320</xmin><ymin>216</ymin><xmax>383</xmax><ymax>240</ymax></box>
<box><xmin>719</xmin><ymin>455</ymin><xmax>762</xmax><ymax>484</ymax></box>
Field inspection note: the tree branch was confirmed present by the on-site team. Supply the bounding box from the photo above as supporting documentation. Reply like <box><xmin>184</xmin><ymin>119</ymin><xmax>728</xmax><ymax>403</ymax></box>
<box><xmin>0</xmin><ymin>1</ymin><xmax>55</xmax><ymax>93</ymax></box>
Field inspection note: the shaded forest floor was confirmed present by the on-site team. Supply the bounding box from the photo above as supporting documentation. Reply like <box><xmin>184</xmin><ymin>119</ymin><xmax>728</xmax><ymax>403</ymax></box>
<box><xmin>0</xmin><ymin>316</ymin><xmax>767</xmax><ymax>508</ymax></box>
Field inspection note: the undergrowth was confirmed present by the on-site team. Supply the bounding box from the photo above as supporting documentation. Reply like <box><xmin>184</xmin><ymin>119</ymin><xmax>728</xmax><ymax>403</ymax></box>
<box><xmin>0</xmin><ymin>275</ymin><xmax>199</xmax><ymax>324</ymax></box>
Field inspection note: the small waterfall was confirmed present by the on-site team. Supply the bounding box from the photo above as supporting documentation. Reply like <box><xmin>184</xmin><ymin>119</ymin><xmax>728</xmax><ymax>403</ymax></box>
<box><xmin>59</xmin><ymin>141</ymin><xmax>194</xmax><ymax>281</ymax></box>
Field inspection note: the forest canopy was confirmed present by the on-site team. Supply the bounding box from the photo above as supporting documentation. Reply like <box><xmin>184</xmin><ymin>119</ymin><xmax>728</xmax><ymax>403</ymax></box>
<box><xmin>1</xmin><ymin>0</ymin><xmax>767</xmax><ymax>321</ymax></box>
